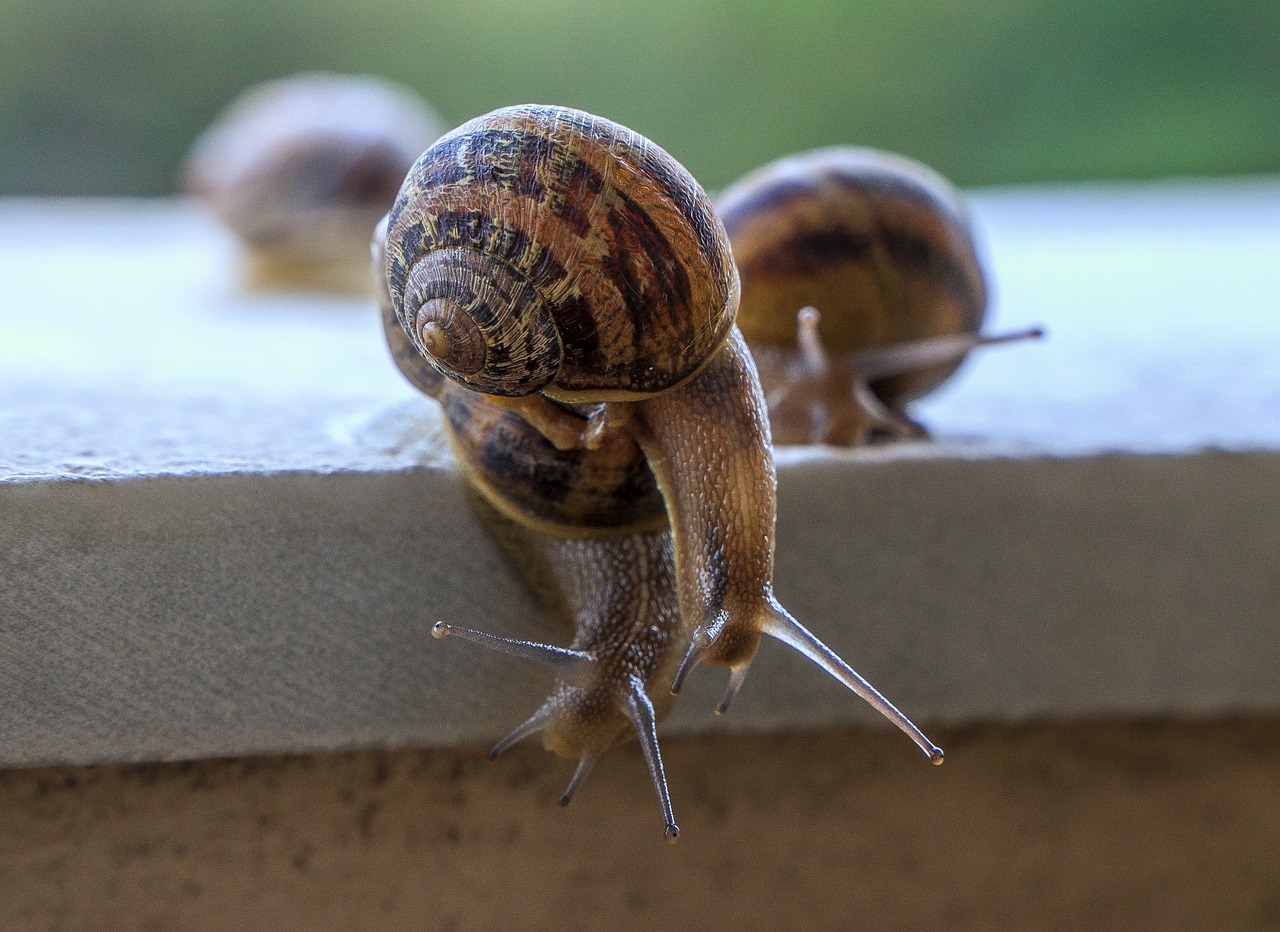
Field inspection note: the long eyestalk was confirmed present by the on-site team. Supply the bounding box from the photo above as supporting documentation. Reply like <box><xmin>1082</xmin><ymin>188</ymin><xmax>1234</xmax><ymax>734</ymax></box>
<box><xmin>851</xmin><ymin>322</ymin><xmax>1045</xmax><ymax>381</ymax></box>
<box><xmin>762</xmin><ymin>601</ymin><xmax>943</xmax><ymax>763</ymax></box>
<box><xmin>432</xmin><ymin>621</ymin><xmax>594</xmax><ymax>687</ymax></box>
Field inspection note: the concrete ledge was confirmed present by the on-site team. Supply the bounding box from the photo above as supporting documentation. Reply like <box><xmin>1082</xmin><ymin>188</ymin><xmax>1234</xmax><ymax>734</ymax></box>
<box><xmin>2</xmin><ymin>720</ymin><xmax>1277</xmax><ymax>930</ymax></box>
<box><xmin>2</xmin><ymin>182</ymin><xmax>1279</xmax><ymax>768</ymax></box>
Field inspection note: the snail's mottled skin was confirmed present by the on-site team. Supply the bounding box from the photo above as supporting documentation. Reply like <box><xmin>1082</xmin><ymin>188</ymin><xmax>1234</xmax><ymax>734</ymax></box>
<box><xmin>185</xmin><ymin>73</ymin><xmax>443</xmax><ymax>293</ymax></box>
<box><xmin>376</xmin><ymin>108</ymin><xmax>943</xmax><ymax>839</ymax></box>
<box><xmin>720</xmin><ymin>147</ymin><xmax>1039</xmax><ymax>446</ymax></box>
<box><xmin>460</xmin><ymin>506</ymin><xmax>684</xmax><ymax>840</ymax></box>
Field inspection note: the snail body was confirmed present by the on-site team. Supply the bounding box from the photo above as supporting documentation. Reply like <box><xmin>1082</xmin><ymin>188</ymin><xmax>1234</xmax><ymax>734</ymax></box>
<box><xmin>720</xmin><ymin>146</ymin><xmax>1040</xmax><ymax>445</ymax></box>
<box><xmin>378</xmin><ymin>107</ymin><xmax>942</xmax><ymax>838</ymax></box>
<box><xmin>382</xmin><ymin>104</ymin><xmax>777</xmax><ymax>689</ymax></box>
<box><xmin>450</xmin><ymin>515</ymin><xmax>683</xmax><ymax>840</ymax></box>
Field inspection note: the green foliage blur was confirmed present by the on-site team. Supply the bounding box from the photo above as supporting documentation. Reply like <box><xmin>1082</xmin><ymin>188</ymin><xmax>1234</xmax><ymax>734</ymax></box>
<box><xmin>1</xmin><ymin>0</ymin><xmax>1277</xmax><ymax>195</ymax></box>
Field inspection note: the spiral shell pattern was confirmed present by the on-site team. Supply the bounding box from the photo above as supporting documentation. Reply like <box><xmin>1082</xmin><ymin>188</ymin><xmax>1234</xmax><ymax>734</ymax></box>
<box><xmin>383</xmin><ymin>104</ymin><xmax>739</xmax><ymax>400</ymax></box>
<box><xmin>718</xmin><ymin>147</ymin><xmax>987</xmax><ymax>405</ymax></box>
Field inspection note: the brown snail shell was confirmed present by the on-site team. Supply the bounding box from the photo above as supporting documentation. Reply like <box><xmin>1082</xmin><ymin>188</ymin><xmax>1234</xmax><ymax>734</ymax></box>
<box><xmin>718</xmin><ymin>146</ymin><xmax>989</xmax><ymax>409</ymax></box>
<box><xmin>373</xmin><ymin>212</ymin><xmax>667</xmax><ymax>538</ymax></box>
<box><xmin>382</xmin><ymin>104</ymin><xmax>739</xmax><ymax>400</ymax></box>
<box><xmin>185</xmin><ymin>72</ymin><xmax>444</xmax><ymax>292</ymax></box>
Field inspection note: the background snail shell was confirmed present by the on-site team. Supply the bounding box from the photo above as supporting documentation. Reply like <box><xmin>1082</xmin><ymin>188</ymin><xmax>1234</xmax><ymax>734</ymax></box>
<box><xmin>719</xmin><ymin>146</ymin><xmax>989</xmax><ymax>409</ymax></box>
<box><xmin>185</xmin><ymin>72</ymin><xmax>443</xmax><ymax>293</ymax></box>
<box><xmin>382</xmin><ymin>104</ymin><xmax>738</xmax><ymax>400</ymax></box>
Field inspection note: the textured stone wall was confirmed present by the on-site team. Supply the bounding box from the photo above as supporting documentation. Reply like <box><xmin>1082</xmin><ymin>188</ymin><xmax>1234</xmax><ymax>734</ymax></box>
<box><xmin>2</xmin><ymin>720</ymin><xmax>1277</xmax><ymax>931</ymax></box>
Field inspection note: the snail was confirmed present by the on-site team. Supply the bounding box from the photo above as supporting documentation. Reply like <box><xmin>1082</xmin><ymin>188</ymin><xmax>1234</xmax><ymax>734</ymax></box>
<box><xmin>185</xmin><ymin>72</ymin><xmax>443</xmax><ymax>294</ymax></box>
<box><xmin>375</xmin><ymin>106</ymin><xmax>942</xmax><ymax>839</ymax></box>
<box><xmin>719</xmin><ymin>146</ymin><xmax>1043</xmax><ymax>445</ymax></box>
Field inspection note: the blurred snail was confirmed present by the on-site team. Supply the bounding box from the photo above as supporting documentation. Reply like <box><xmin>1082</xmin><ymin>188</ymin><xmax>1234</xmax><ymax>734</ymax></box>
<box><xmin>185</xmin><ymin>72</ymin><xmax>443</xmax><ymax>294</ymax></box>
<box><xmin>375</xmin><ymin>106</ymin><xmax>942</xmax><ymax>839</ymax></box>
<box><xmin>719</xmin><ymin>146</ymin><xmax>1042</xmax><ymax>445</ymax></box>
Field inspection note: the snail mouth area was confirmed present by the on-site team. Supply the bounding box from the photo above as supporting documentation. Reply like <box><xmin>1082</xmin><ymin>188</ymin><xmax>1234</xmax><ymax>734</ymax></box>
<box><xmin>415</xmin><ymin>298</ymin><xmax>486</xmax><ymax>375</ymax></box>
<box><xmin>701</xmin><ymin>621</ymin><xmax>764</xmax><ymax>669</ymax></box>
<box><xmin>542</xmin><ymin>705</ymin><xmax>629</xmax><ymax>759</ymax></box>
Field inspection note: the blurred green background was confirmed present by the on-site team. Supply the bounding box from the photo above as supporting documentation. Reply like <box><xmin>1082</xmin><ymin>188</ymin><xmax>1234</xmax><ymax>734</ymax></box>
<box><xmin>1</xmin><ymin>0</ymin><xmax>1277</xmax><ymax>196</ymax></box>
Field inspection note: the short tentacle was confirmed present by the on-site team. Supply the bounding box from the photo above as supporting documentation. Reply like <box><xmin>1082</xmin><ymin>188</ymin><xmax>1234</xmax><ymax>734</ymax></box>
<box><xmin>714</xmin><ymin>664</ymin><xmax>752</xmax><ymax>717</ymax></box>
<box><xmin>558</xmin><ymin>754</ymin><xmax>597</xmax><ymax>806</ymax></box>
<box><xmin>488</xmin><ymin>706</ymin><xmax>554</xmax><ymax>760</ymax></box>
<box><xmin>669</xmin><ymin>621</ymin><xmax>718</xmax><ymax>696</ymax></box>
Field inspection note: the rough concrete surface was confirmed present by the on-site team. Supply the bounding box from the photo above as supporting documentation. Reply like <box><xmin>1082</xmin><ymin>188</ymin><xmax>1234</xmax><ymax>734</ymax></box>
<box><xmin>0</xmin><ymin>719</ymin><xmax>1277</xmax><ymax>931</ymax></box>
<box><xmin>3</xmin><ymin>453</ymin><xmax>1279</xmax><ymax>769</ymax></box>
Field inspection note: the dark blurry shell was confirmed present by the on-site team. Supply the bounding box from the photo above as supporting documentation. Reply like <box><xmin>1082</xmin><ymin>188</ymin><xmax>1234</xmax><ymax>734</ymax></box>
<box><xmin>383</xmin><ymin>104</ymin><xmax>739</xmax><ymax>401</ymax></box>
<box><xmin>718</xmin><ymin>147</ymin><xmax>987</xmax><ymax>407</ymax></box>
<box><xmin>185</xmin><ymin>73</ymin><xmax>443</xmax><ymax>268</ymax></box>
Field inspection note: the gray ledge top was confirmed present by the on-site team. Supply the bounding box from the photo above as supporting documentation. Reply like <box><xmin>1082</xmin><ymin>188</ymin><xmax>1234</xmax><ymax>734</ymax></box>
<box><xmin>3</xmin><ymin>179</ymin><xmax>1280</xmax><ymax>484</ymax></box>
<box><xmin>1</xmin><ymin>181</ymin><xmax>1278</xmax><ymax>770</ymax></box>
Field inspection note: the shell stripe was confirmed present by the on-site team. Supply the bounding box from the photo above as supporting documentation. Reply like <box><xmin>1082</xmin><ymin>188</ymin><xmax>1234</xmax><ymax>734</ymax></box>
<box><xmin>740</xmin><ymin>222</ymin><xmax>980</xmax><ymax>311</ymax></box>
<box><xmin>718</xmin><ymin>175</ymin><xmax>816</xmax><ymax>234</ymax></box>
<box><xmin>720</xmin><ymin>162</ymin><xmax>969</xmax><ymax>238</ymax></box>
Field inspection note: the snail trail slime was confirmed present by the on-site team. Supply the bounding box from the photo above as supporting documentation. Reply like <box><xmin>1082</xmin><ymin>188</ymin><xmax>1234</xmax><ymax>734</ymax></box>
<box><xmin>376</xmin><ymin>104</ymin><xmax>1038</xmax><ymax>841</ymax></box>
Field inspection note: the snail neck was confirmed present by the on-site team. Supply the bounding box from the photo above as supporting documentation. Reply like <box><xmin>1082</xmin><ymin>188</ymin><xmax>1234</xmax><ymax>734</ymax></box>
<box><xmin>629</xmin><ymin>326</ymin><xmax>778</xmax><ymax>663</ymax></box>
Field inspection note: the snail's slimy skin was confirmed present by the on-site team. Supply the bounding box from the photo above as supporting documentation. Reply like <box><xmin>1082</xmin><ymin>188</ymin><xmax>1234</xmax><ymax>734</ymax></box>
<box><xmin>464</xmin><ymin>505</ymin><xmax>684</xmax><ymax>841</ymax></box>
<box><xmin>381</xmin><ymin>265</ymin><xmax>683</xmax><ymax>837</ymax></box>
<box><xmin>628</xmin><ymin>328</ymin><xmax>777</xmax><ymax>682</ymax></box>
